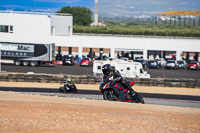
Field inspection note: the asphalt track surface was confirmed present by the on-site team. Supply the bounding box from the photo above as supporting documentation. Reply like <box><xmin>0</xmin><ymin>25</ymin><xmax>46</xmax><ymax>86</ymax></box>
<box><xmin>0</xmin><ymin>87</ymin><xmax>200</xmax><ymax>108</ymax></box>
<box><xmin>1</xmin><ymin>63</ymin><xmax>200</xmax><ymax>108</ymax></box>
<box><xmin>1</xmin><ymin>63</ymin><xmax>200</xmax><ymax>79</ymax></box>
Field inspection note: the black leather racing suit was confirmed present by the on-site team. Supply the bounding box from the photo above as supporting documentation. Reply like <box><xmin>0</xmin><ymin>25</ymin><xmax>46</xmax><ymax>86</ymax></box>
<box><xmin>108</xmin><ymin>69</ymin><xmax>134</xmax><ymax>94</ymax></box>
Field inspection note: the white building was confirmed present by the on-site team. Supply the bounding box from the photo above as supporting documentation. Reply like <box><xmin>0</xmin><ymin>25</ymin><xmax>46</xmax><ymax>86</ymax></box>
<box><xmin>0</xmin><ymin>10</ymin><xmax>72</xmax><ymax>45</ymax></box>
<box><xmin>69</xmin><ymin>33</ymin><xmax>200</xmax><ymax>61</ymax></box>
<box><xmin>0</xmin><ymin>11</ymin><xmax>200</xmax><ymax>61</ymax></box>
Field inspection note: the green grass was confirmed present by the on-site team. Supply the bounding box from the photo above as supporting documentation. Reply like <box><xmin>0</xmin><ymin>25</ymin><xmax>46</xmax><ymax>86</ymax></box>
<box><xmin>73</xmin><ymin>25</ymin><xmax>200</xmax><ymax>37</ymax></box>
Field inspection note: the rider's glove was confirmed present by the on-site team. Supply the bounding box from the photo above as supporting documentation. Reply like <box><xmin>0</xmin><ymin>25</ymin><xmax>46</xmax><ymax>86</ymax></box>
<box><xmin>109</xmin><ymin>76</ymin><xmax>114</xmax><ymax>81</ymax></box>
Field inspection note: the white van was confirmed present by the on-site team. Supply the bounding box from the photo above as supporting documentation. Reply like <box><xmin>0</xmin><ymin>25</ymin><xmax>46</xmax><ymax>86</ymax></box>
<box><xmin>93</xmin><ymin>60</ymin><xmax>150</xmax><ymax>79</ymax></box>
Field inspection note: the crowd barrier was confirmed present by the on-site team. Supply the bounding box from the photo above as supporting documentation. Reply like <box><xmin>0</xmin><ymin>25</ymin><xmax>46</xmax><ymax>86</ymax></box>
<box><xmin>0</xmin><ymin>72</ymin><xmax>200</xmax><ymax>88</ymax></box>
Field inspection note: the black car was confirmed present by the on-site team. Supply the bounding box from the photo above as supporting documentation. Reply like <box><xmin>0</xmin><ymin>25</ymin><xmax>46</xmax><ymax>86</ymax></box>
<box><xmin>62</xmin><ymin>55</ymin><xmax>75</xmax><ymax>65</ymax></box>
<box><xmin>134</xmin><ymin>59</ymin><xmax>147</xmax><ymax>68</ymax></box>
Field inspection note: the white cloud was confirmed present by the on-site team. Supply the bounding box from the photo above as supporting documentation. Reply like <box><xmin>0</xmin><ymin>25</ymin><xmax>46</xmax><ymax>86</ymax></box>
<box><xmin>30</xmin><ymin>8</ymin><xmax>59</xmax><ymax>12</ymax></box>
<box><xmin>117</xmin><ymin>4</ymin><xmax>124</xmax><ymax>7</ymax></box>
<box><xmin>179</xmin><ymin>2</ymin><xmax>188</xmax><ymax>5</ymax></box>
<box><xmin>0</xmin><ymin>5</ymin><xmax>26</xmax><ymax>9</ymax></box>
<box><xmin>98</xmin><ymin>0</ymin><xmax>200</xmax><ymax>17</ymax></box>
<box><xmin>0</xmin><ymin>5</ymin><xmax>59</xmax><ymax>13</ymax></box>
<box><xmin>135</xmin><ymin>15</ymin><xmax>150</xmax><ymax>18</ymax></box>
<box><xmin>108</xmin><ymin>12</ymin><xmax>120</xmax><ymax>16</ymax></box>
<box><xmin>34</xmin><ymin>0</ymin><xmax>79</xmax><ymax>3</ymax></box>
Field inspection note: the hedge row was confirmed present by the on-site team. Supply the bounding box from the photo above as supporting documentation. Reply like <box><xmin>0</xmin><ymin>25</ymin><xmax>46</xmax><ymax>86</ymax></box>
<box><xmin>73</xmin><ymin>25</ymin><xmax>200</xmax><ymax>37</ymax></box>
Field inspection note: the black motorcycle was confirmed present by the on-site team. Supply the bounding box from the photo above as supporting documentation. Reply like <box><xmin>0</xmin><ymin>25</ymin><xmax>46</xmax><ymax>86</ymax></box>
<box><xmin>100</xmin><ymin>80</ymin><xmax>145</xmax><ymax>104</ymax></box>
<box><xmin>59</xmin><ymin>80</ymin><xmax>78</xmax><ymax>93</ymax></box>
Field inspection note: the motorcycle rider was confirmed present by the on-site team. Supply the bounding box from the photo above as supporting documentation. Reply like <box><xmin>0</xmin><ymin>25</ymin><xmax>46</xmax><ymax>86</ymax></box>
<box><xmin>101</xmin><ymin>64</ymin><xmax>135</xmax><ymax>101</ymax></box>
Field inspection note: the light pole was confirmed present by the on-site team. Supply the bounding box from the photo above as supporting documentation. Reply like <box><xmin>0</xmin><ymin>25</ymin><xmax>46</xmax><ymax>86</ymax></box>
<box><xmin>94</xmin><ymin>0</ymin><xmax>98</xmax><ymax>25</ymax></box>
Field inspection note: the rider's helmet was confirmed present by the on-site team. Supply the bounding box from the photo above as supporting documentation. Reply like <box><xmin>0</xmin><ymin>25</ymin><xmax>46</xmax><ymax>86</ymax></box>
<box><xmin>67</xmin><ymin>79</ymin><xmax>71</xmax><ymax>83</ymax></box>
<box><xmin>102</xmin><ymin>64</ymin><xmax>112</xmax><ymax>75</ymax></box>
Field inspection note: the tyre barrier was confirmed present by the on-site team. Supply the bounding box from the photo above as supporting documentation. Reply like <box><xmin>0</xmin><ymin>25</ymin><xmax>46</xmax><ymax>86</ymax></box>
<box><xmin>0</xmin><ymin>72</ymin><xmax>200</xmax><ymax>88</ymax></box>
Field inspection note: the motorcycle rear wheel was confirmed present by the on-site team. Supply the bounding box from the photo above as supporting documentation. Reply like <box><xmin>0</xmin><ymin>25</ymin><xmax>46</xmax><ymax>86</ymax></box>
<box><xmin>59</xmin><ymin>87</ymin><xmax>67</xmax><ymax>93</ymax></box>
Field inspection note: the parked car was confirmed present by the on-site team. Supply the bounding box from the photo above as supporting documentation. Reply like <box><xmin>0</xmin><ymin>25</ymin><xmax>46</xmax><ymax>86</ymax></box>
<box><xmin>80</xmin><ymin>57</ymin><xmax>93</xmax><ymax>67</ymax></box>
<box><xmin>187</xmin><ymin>61</ymin><xmax>200</xmax><ymax>70</ymax></box>
<box><xmin>148</xmin><ymin>60</ymin><xmax>161</xmax><ymax>69</ymax></box>
<box><xmin>134</xmin><ymin>59</ymin><xmax>147</xmax><ymax>68</ymax></box>
<box><xmin>120</xmin><ymin>57</ymin><xmax>129</xmax><ymax>61</ymax></box>
<box><xmin>165</xmin><ymin>60</ymin><xmax>179</xmax><ymax>69</ymax></box>
<box><xmin>155</xmin><ymin>58</ymin><xmax>166</xmax><ymax>66</ymax></box>
<box><xmin>107</xmin><ymin>57</ymin><xmax>117</xmax><ymax>61</ymax></box>
<box><xmin>53</xmin><ymin>60</ymin><xmax>63</xmax><ymax>65</ymax></box>
<box><xmin>177</xmin><ymin>60</ymin><xmax>187</xmax><ymax>69</ymax></box>
<box><xmin>62</xmin><ymin>55</ymin><xmax>75</xmax><ymax>66</ymax></box>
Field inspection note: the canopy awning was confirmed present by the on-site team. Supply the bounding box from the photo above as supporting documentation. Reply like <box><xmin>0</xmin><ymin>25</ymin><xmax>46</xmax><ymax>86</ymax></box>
<box><xmin>158</xmin><ymin>11</ymin><xmax>200</xmax><ymax>16</ymax></box>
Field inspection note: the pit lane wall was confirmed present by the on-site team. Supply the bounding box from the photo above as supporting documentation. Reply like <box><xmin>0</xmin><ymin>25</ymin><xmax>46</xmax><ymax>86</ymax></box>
<box><xmin>0</xmin><ymin>73</ymin><xmax>199</xmax><ymax>88</ymax></box>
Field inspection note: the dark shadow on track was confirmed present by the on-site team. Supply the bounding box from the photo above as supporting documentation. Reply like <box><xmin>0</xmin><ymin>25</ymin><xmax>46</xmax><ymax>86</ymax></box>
<box><xmin>0</xmin><ymin>87</ymin><xmax>60</xmax><ymax>93</ymax></box>
<box><xmin>0</xmin><ymin>87</ymin><xmax>199</xmax><ymax>101</ymax></box>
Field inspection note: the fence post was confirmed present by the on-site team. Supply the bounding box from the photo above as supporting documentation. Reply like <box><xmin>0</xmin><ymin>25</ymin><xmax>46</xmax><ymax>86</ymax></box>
<box><xmin>155</xmin><ymin>16</ymin><xmax>157</xmax><ymax>25</ymax></box>
<box><xmin>189</xmin><ymin>15</ymin><xmax>191</xmax><ymax>27</ymax></box>
<box><xmin>174</xmin><ymin>17</ymin><xmax>176</xmax><ymax>26</ymax></box>
<box><xmin>184</xmin><ymin>17</ymin><xmax>186</xmax><ymax>26</ymax></box>
<box><xmin>199</xmin><ymin>16</ymin><xmax>200</xmax><ymax>26</ymax></box>
<box><xmin>170</xmin><ymin>16</ymin><xmax>172</xmax><ymax>25</ymax></box>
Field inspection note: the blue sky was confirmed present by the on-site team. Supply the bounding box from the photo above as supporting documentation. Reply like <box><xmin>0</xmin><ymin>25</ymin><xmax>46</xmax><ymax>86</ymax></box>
<box><xmin>0</xmin><ymin>0</ymin><xmax>199</xmax><ymax>18</ymax></box>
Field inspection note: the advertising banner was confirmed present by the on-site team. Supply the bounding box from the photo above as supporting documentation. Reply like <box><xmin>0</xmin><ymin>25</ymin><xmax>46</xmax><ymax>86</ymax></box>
<box><xmin>0</xmin><ymin>43</ymin><xmax>34</xmax><ymax>57</ymax></box>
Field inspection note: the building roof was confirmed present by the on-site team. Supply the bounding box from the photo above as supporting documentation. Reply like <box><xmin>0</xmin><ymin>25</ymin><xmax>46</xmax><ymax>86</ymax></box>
<box><xmin>0</xmin><ymin>10</ymin><xmax>71</xmax><ymax>16</ymax></box>
<box><xmin>158</xmin><ymin>11</ymin><xmax>200</xmax><ymax>16</ymax></box>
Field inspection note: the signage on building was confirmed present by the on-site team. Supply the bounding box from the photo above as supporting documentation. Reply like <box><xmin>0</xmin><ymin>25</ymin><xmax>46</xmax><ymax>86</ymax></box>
<box><xmin>0</xmin><ymin>43</ymin><xmax>34</xmax><ymax>57</ymax></box>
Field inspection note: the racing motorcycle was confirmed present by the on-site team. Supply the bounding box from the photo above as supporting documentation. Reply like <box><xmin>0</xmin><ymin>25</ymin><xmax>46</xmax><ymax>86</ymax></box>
<box><xmin>99</xmin><ymin>78</ymin><xmax>145</xmax><ymax>104</ymax></box>
<box><xmin>59</xmin><ymin>79</ymin><xmax>78</xmax><ymax>93</ymax></box>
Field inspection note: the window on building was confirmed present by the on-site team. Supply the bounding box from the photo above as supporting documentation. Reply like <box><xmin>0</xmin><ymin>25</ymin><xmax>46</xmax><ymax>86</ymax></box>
<box><xmin>10</xmin><ymin>26</ymin><xmax>13</xmax><ymax>33</ymax></box>
<box><xmin>0</xmin><ymin>25</ymin><xmax>13</xmax><ymax>33</ymax></box>
<box><xmin>51</xmin><ymin>26</ymin><xmax>54</xmax><ymax>35</ymax></box>
<box><xmin>68</xmin><ymin>26</ymin><xmax>71</xmax><ymax>35</ymax></box>
<box><xmin>0</xmin><ymin>25</ymin><xmax>9</xmax><ymax>32</ymax></box>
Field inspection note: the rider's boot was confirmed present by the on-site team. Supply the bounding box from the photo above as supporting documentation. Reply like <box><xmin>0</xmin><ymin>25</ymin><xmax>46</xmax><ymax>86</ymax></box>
<box><xmin>127</xmin><ymin>85</ymin><xmax>135</xmax><ymax>97</ymax></box>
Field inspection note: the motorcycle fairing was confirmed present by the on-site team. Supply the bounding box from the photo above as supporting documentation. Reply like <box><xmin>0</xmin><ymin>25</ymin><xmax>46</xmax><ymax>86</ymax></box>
<box><xmin>129</xmin><ymin>81</ymin><xmax>135</xmax><ymax>87</ymax></box>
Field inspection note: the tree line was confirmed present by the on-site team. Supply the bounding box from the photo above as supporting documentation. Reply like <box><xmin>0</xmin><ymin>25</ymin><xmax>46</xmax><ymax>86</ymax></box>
<box><xmin>57</xmin><ymin>6</ymin><xmax>200</xmax><ymax>37</ymax></box>
<box><xmin>57</xmin><ymin>6</ymin><xmax>93</xmax><ymax>26</ymax></box>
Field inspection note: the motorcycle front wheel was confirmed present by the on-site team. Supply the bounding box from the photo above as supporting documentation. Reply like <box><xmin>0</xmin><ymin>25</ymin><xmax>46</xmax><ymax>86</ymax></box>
<box><xmin>103</xmin><ymin>90</ymin><xmax>115</xmax><ymax>101</ymax></box>
<box><xmin>72</xmin><ymin>87</ymin><xmax>78</xmax><ymax>93</ymax></box>
<box><xmin>133</xmin><ymin>92</ymin><xmax>145</xmax><ymax>104</ymax></box>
